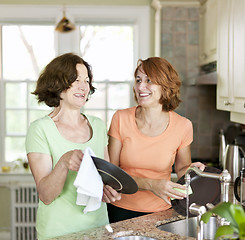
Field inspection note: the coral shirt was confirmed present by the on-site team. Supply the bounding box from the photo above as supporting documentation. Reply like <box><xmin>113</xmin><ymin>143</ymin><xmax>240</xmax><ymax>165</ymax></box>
<box><xmin>108</xmin><ymin>106</ymin><xmax>193</xmax><ymax>212</ymax></box>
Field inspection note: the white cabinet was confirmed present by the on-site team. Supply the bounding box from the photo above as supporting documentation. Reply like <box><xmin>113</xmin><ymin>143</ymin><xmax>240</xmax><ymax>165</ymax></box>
<box><xmin>216</xmin><ymin>0</ymin><xmax>245</xmax><ymax>121</ymax></box>
<box><xmin>199</xmin><ymin>0</ymin><xmax>217</xmax><ymax>65</ymax></box>
<box><xmin>232</xmin><ymin>0</ymin><xmax>245</xmax><ymax>114</ymax></box>
<box><xmin>216</xmin><ymin>0</ymin><xmax>231</xmax><ymax>111</ymax></box>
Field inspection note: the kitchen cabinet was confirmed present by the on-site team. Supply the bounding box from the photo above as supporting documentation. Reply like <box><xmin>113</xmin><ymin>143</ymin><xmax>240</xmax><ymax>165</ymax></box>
<box><xmin>199</xmin><ymin>0</ymin><xmax>217</xmax><ymax>65</ymax></box>
<box><xmin>216</xmin><ymin>0</ymin><xmax>245</xmax><ymax>122</ymax></box>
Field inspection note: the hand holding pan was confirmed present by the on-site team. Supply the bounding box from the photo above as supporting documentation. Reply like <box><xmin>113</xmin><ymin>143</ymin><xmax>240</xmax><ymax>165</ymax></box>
<box><xmin>91</xmin><ymin>156</ymin><xmax>138</xmax><ymax>194</ymax></box>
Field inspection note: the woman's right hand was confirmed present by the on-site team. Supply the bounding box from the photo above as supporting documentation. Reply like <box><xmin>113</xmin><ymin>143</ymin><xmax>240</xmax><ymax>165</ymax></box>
<box><xmin>102</xmin><ymin>185</ymin><xmax>121</xmax><ymax>203</ymax></box>
<box><xmin>150</xmin><ymin>179</ymin><xmax>187</xmax><ymax>205</ymax></box>
<box><xmin>59</xmin><ymin>149</ymin><xmax>84</xmax><ymax>172</ymax></box>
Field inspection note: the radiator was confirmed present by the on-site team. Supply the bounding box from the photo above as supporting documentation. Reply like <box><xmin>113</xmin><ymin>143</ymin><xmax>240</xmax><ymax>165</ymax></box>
<box><xmin>10</xmin><ymin>184</ymin><xmax>38</xmax><ymax>240</ymax></box>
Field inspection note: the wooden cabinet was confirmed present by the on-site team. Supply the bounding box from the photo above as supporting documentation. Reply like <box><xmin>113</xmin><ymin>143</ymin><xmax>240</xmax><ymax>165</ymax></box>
<box><xmin>216</xmin><ymin>0</ymin><xmax>245</xmax><ymax>122</ymax></box>
<box><xmin>199</xmin><ymin>0</ymin><xmax>217</xmax><ymax>65</ymax></box>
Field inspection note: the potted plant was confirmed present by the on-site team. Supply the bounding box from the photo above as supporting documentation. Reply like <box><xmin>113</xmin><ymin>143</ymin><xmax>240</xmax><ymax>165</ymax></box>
<box><xmin>201</xmin><ymin>202</ymin><xmax>245</xmax><ymax>239</ymax></box>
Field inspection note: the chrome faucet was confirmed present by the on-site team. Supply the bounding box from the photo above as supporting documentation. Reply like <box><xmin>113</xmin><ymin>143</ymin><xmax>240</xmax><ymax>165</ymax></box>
<box><xmin>185</xmin><ymin>167</ymin><xmax>231</xmax><ymax>240</ymax></box>
<box><xmin>185</xmin><ymin>166</ymin><xmax>231</xmax><ymax>202</ymax></box>
<box><xmin>189</xmin><ymin>203</ymin><xmax>207</xmax><ymax>240</ymax></box>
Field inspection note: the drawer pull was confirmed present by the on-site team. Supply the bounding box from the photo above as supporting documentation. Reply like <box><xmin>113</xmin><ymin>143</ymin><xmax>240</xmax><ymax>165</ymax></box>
<box><xmin>224</xmin><ymin>101</ymin><xmax>231</xmax><ymax>106</ymax></box>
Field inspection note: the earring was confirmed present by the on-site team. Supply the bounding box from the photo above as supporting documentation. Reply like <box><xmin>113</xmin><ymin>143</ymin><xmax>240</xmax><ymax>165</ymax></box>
<box><xmin>86</xmin><ymin>94</ymin><xmax>91</xmax><ymax>101</ymax></box>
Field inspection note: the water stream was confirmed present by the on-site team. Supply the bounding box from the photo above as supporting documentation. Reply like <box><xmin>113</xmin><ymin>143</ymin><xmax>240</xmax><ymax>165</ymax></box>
<box><xmin>185</xmin><ymin>181</ymin><xmax>190</xmax><ymax>239</ymax></box>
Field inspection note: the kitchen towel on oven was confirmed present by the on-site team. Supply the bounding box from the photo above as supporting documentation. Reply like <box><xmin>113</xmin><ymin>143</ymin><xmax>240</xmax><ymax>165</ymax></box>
<box><xmin>73</xmin><ymin>147</ymin><xmax>103</xmax><ymax>214</ymax></box>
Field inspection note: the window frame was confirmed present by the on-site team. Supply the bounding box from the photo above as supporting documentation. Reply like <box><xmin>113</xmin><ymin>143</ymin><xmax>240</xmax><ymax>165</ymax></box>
<box><xmin>0</xmin><ymin>4</ymin><xmax>150</xmax><ymax>164</ymax></box>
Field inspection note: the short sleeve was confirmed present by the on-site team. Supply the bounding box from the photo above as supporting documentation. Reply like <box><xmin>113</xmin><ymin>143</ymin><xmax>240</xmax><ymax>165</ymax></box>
<box><xmin>108</xmin><ymin>111</ymin><xmax>122</xmax><ymax>142</ymax></box>
<box><xmin>25</xmin><ymin>120</ymin><xmax>51</xmax><ymax>155</ymax></box>
<box><xmin>178</xmin><ymin>119</ymin><xmax>193</xmax><ymax>150</ymax></box>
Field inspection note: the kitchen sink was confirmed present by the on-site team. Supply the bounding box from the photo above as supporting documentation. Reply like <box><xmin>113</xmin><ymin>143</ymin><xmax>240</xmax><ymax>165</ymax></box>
<box><xmin>157</xmin><ymin>216</ymin><xmax>217</xmax><ymax>239</ymax></box>
<box><xmin>114</xmin><ymin>236</ymin><xmax>158</xmax><ymax>240</ymax></box>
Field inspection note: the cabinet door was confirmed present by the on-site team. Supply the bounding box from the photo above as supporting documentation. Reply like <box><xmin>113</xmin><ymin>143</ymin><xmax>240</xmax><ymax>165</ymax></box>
<box><xmin>199</xmin><ymin>0</ymin><xmax>217</xmax><ymax>65</ymax></box>
<box><xmin>232</xmin><ymin>0</ymin><xmax>245</xmax><ymax>113</ymax></box>
<box><xmin>216</xmin><ymin>0</ymin><xmax>232</xmax><ymax>111</ymax></box>
<box><xmin>205</xmin><ymin>0</ymin><xmax>217</xmax><ymax>60</ymax></box>
<box><xmin>217</xmin><ymin>0</ymin><xmax>245</xmax><ymax>114</ymax></box>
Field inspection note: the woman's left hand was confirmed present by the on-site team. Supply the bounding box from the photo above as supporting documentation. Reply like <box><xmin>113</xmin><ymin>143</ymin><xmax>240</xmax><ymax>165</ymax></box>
<box><xmin>102</xmin><ymin>185</ymin><xmax>121</xmax><ymax>203</ymax></box>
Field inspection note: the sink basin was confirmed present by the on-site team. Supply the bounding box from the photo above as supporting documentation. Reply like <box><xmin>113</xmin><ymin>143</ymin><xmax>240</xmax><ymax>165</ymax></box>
<box><xmin>114</xmin><ymin>236</ymin><xmax>158</xmax><ymax>240</ymax></box>
<box><xmin>157</xmin><ymin>216</ymin><xmax>217</xmax><ymax>239</ymax></box>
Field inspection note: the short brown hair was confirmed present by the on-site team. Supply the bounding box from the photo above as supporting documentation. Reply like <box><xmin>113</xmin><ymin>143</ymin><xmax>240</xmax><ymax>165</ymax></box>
<box><xmin>134</xmin><ymin>57</ymin><xmax>181</xmax><ymax>111</ymax></box>
<box><xmin>32</xmin><ymin>53</ymin><xmax>95</xmax><ymax>107</ymax></box>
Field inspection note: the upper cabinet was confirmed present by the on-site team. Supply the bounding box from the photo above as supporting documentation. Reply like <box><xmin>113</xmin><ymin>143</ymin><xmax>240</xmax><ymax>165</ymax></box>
<box><xmin>216</xmin><ymin>0</ymin><xmax>245</xmax><ymax>122</ymax></box>
<box><xmin>199</xmin><ymin>0</ymin><xmax>217</xmax><ymax>65</ymax></box>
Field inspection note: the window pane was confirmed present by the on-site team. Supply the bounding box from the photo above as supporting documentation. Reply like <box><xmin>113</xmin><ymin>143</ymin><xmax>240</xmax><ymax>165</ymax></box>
<box><xmin>80</xmin><ymin>25</ymin><xmax>134</xmax><ymax>81</ymax></box>
<box><xmin>28</xmin><ymin>82</ymin><xmax>50</xmax><ymax>109</ymax></box>
<box><xmin>83</xmin><ymin>110</ymin><xmax>106</xmax><ymax>124</ymax></box>
<box><xmin>108</xmin><ymin>84</ymin><xmax>130</xmax><ymax>109</ymax></box>
<box><xmin>107</xmin><ymin>110</ymin><xmax>117</xmax><ymax>128</ymax></box>
<box><xmin>29</xmin><ymin>82</ymin><xmax>39</xmax><ymax>107</ymax></box>
<box><xmin>6</xmin><ymin>110</ymin><xmax>26</xmax><ymax>135</ymax></box>
<box><xmin>29</xmin><ymin>110</ymin><xmax>51</xmax><ymax>123</ymax></box>
<box><xmin>6</xmin><ymin>82</ymin><xmax>27</xmax><ymax>108</ymax></box>
<box><xmin>2</xmin><ymin>25</ymin><xmax>55</xmax><ymax>80</ymax></box>
<box><xmin>5</xmin><ymin>137</ymin><xmax>26</xmax><ymax>162</ymax></box>
<box><xmin>85</xmin><ymin>83</ymin><xmax>106</xmax><ymax>109</ymax></box>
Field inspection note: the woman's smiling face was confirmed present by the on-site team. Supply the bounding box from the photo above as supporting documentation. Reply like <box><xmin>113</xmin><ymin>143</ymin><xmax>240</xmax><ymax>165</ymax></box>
<box><xmin>60</xmin><ymin>63</ymin><xmax>90</xmax><ymax>109</ymax></box>
<box><xmin>134</xmin><ymin>67</ymin><xmax>162</xmax><ymax>108</ymax></box>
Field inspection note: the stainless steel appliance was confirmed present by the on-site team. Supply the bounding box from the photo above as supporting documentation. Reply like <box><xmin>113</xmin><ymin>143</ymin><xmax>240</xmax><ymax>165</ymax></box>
<box><xmin>224</xmin><ymin>144</ymin><xmax>245</xmax><ymax>182</ymax></box>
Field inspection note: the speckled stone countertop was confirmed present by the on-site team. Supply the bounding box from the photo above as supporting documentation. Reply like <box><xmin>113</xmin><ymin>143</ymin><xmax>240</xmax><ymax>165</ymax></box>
<box><xmin>50</xmin><ymin>208</ymin><xmax>195</xmax><ymax>240</ymax></box>
<box><xmin>50</xmin><ymin>185</ymin><xmax>238</xmax><ymax>240</ymax></box>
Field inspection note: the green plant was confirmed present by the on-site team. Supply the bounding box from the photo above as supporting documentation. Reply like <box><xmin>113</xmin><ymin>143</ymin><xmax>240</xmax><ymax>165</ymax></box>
<box><xmin>201</xmin><ymin>202</ymin><xmax>245</xmax><ymax>239</ymax></box>
<box><xmin>13</xmin><ymin>158</ymin><xmax>29</xmax><ymax>171</ymax></box>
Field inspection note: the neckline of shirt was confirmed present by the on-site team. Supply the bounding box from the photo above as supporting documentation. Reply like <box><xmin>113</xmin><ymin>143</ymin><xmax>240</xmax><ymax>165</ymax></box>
<box><xmin>131</xmin><ymin>106</ymin><xmax>173</xmax><ymax>139</ymax></box>
<box><xmin>45</xmin><ymin>114</ymin><xmax>93</xmax><ymax>145</ymax></box>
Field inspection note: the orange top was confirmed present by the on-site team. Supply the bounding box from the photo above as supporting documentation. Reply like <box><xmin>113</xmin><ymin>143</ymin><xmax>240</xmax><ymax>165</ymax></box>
<box><xmin>108</xmin><ymin>106</ymin><xmax>193</xmax><ymax>212</ymax></box>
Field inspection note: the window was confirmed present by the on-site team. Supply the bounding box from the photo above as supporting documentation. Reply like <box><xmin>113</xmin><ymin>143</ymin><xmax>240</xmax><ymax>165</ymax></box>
<box><xmin>1</xmin><ymin>25</ymin><xmax>55</xmax><ymax>163</ymax></box>
<box><xmin>0</xmin><ymin>5</ymin><xmax>150</xmax><ymax>164</ymax></box>
<box><xmin>80</xmin><ymin>25</ymin><xmax>134</xmax><ymax>125</ymax></box>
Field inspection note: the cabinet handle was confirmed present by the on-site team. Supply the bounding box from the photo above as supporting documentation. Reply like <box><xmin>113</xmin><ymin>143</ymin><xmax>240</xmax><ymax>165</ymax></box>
<box><xmin>224</xmin><ymin>101</ymin><xmax>232</xmax><ymax>106</ymax></box>
<box><xmin>201</xmin><ymin>53</ymin><xmax>207</xmax><ymax>59</ymax></box>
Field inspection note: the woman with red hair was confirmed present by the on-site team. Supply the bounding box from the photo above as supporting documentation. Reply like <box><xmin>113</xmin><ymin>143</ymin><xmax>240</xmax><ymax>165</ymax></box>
<box><xmin>108</xmin><ymin>57</ymin><xmax>205</xmax><ymax>223</ymax></box>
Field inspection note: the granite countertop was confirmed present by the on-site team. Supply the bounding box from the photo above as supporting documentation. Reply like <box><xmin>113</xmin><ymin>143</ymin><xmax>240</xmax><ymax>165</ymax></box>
<box><xmin>50</xmin><ymin>208</ymin><xmax>194</xmax><ymax>240</ymax></box>
<box><xmin>49</xmin><ymin>185</ymin><xmax>239</xmax><ymax>240</ymax></box>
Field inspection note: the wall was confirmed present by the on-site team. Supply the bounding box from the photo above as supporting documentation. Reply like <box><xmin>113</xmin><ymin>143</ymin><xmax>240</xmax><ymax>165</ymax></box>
<box><xmin>160</xmin><ymin>6</ymin><xmax>231</xmax><ymax>166</ymax></box>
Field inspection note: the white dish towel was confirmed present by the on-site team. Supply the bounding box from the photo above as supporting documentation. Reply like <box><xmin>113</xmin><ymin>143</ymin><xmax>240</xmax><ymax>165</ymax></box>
<box><xmin>73</xmin><ymin>147</ymin><xmax>103</xmax><ymax>214</ymax></box>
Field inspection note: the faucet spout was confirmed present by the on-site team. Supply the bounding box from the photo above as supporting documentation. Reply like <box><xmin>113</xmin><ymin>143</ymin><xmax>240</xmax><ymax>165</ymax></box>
<box><xmin>185</xmin><ymin>166</ymin><xmax>220</xmax><ymax>179</ymax></box>
<box><xmin>189</xmin><ymin>203</ymin><xmax>206</xmax><ymax>240</ymax></box>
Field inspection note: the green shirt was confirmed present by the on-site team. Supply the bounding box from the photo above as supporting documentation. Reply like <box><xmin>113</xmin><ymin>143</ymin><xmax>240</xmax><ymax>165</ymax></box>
<box><xmin>25</xmin><ymin>115</ymin><xmax>109</xmax><ymax>240</ymax></box>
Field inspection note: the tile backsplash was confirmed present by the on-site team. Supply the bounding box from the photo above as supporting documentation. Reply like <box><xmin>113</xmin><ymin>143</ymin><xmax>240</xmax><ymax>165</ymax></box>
<box><xmin>161</xmin><ymin>7</ymin><xmax>231</xmax><ymax>165</ymax></box>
